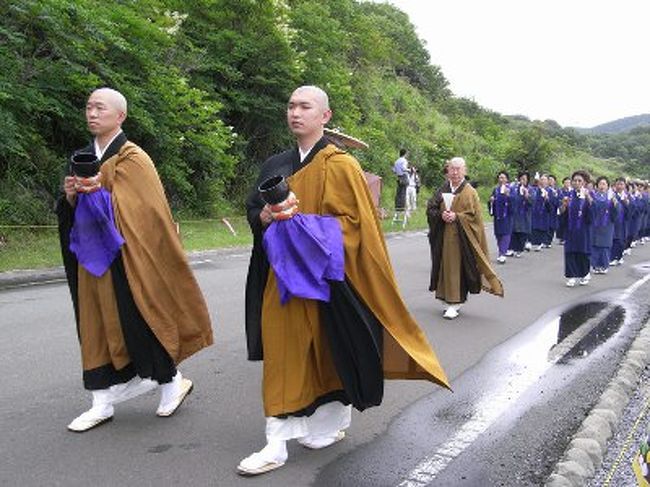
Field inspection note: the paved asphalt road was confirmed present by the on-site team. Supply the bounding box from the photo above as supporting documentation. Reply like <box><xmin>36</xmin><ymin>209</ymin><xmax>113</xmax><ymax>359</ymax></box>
<box><xmin>1</xmin><ymin>231</ymin><xmax>649</xmax><ymax>486</ymax></box>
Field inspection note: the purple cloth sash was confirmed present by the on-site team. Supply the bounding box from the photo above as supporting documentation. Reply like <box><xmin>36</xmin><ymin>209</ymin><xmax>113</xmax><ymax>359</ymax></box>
<box><xmin>615</xmin><ymin>193</ymin><xmax>626</xmax><ymax>224</ymax></box>
<box><xmin>492</xmin><ymin>187</ymin><xmax>508</xmax><ymax>220</ymax></box>
<box><xmin>568</xmin><ymin>191</ymin><xmax>586</xmax><ymax>231</ymax></box>
<box><xmin>263</xmin><ymin>214</ymin><xmax>344</xmax><ymax>305</ymax></box>
<box><xmin>514</xmin><ymin>184</ymin><xmax>528</xmax><ymax>215</ymax></box>
<box><xmin>592</xmin><ymin>193</ymin><xmax>611</xmax><ymax>228</ymax></box>
<box><xmin>69</xmin><ymin>189</ymin><xmax>125</xmax><ymax>277</ymax></box>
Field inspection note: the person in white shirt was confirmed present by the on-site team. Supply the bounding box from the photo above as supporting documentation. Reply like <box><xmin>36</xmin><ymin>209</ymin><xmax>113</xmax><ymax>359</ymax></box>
<box><xmin>406</xmin><ymin>166</ymin><xmax>420</xmax><ymax>215</ymax></box>
<box><xmin>392</xmin><ymin>149</ymin><xmax>409</xmax><ymax>221</ymax></box>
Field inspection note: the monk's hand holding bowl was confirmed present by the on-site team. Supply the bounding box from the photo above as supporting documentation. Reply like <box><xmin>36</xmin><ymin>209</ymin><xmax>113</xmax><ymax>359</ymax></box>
<box><xmin>270</xmin><ymin>191</ymin><xmax>299</xmax><ymax>221</ymax></box>
<box><xmin>63</xmin><ymin>175</ymin><xmax>78</xmax><ymax>206</ymax></box>
<box><xmin>75</xmin><ymin>172</ymin><xmax>102</xmax><ymax>194</ymax></box>
<box><xmin>260</xmin><ymin>205</ymin><xmax>274</xmax><ymax>226</ymax></box>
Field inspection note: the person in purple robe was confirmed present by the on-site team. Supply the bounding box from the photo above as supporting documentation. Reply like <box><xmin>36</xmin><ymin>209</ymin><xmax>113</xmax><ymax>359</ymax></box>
<box><xmin>507</xmin><ymin>171</ymin><xmax>532</xmax><ymax>258</ymax></box>
<box><xmin>641</xmin><ymin>181</ymin><xmax>650</xmax><ymax>245</ymax></box>
<box><xmin>530</xmin><ymin>174</ymin><xmax>552</xmax><ymax>252</ymax></box>
<box><xmin>560</xmin><ymin>170</ymin><xmax>593</xmax><ymax>287</ymax></box>
<box><xmin>488</xmin><ymin>170</ymin><xmax>513</xmax><ymax>264</ymax></box>
<box><xmin>589</xmin><ymin>177</ymin><xmax>618</xmax><ymax>274</ymax></box>
<box><xmin>624</xmin><ymin>181</ymin><xmax>640</xmax><ymax>253</ymax></box>
<box><xmin>611</xmin><ymin>177</ymin><xmax>630</xmax><ymax>266</ymax></box>
<box><xmin>556</xmin><ymin>177</ymin><xmax>573</xmax><ymax>244</ymax></box>
<box><xmin>628</xmin><ymin>181</ymin><xmax>645</xmax><ymax>249</ymax></box>
<box><xmin>546</xmin><ymin>175</ymin><xmax>560</xmax><ymax>247</ymax></box>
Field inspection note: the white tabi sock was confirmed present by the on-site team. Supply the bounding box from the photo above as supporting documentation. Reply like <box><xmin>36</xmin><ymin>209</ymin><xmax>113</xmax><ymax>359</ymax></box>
<box><xmin>258</xmin><ymin>439</ymin><xmax>288</xmax><ymax>464</ymax></box>
<box><xmin>158</xmin><ymin>371</ymin><xmax>183</xmax><ymax>410</ymax></box>
<box><xmin>67</xmin><ymin>389</ymin><xmax>115</xmax><ymax>432</ymax></box>
<box><xmin>90</xmin><ymin>389</ymin><xmax>115</xmax><ymax>417</ymax></box>
<box><xmin>72</xmin><ymin>389</ymin><xmax>114</xmax><ymax>422</ymax></box>
<box><xmin>110</xmin><ymin>376</ymin><xmax>157</xmax><ymax>405</ymax></box>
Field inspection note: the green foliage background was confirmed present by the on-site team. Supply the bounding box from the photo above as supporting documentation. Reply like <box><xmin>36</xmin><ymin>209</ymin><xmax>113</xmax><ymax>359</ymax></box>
<box><xmin>0</xmin><ymin>0</ymin><xmax>644</xmax><ymax>226</ymax></box>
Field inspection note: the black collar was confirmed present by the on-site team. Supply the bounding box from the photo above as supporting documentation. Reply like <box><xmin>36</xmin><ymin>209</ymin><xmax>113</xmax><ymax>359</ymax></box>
<box><xmin>99</xmin><ymin>132</ymin><xmax>128</xmax><ymax>162</ymax></box>
<box><xmin>292</xmin><ymin>136</ymin><xmax>330</xmax><ymax>173</ymax></box>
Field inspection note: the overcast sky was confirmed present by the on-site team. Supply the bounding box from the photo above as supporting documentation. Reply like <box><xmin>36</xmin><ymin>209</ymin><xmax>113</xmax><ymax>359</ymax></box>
<box><xmin>386</xmin><ymin>0</ymin><xmax>650</xmax><ymax>128</ymax></box>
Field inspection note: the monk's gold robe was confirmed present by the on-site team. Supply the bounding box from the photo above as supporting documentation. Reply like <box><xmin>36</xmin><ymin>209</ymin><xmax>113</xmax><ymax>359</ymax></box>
<box><xmin>249</xmin><ymin>141</ymin><xmax>449</xmax><ymax>417</ymax></box>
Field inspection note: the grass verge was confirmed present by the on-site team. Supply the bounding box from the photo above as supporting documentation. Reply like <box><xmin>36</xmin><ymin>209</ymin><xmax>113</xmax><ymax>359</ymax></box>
<box><xmin>0</xmin><ymin>208</ymin><xmax>429</xmax><ymax>273</ymax></box>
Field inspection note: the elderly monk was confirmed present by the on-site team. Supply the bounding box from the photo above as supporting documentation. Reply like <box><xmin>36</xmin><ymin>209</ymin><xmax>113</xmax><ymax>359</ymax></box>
<box><xmin>57</xmin><ymin>88</ymin><xmax>213</xmax><ymax>432</ymax></box>
<box><xmin>240</xmin><ymin>85</ymin><xmax>449</xmax><ymax>476</ymax></box>
<box><xmin>427</xmin><ymin>157</ymin><xmax>504</xmax><ymax>319</ymax></box>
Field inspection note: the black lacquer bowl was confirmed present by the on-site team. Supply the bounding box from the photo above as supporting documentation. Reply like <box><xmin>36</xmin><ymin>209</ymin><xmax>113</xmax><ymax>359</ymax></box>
<box><xmin>258</xmin><ymin>175</ymin><xmax>289</xmax><ymax>205</ymax></box>
<box><xmin>70</xmin><ymin>152</ymin><xmax>100</xmax><ymax>178</ymax></box>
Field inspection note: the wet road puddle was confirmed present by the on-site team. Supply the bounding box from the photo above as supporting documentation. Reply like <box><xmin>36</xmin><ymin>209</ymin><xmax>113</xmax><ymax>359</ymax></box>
<box><xmin>398</xmin><ymin>269</ymin><xmax>650</xmax><ymax>486</ymax></box>
<box><xmin>549</xmin><ymin>301</ymin><xmax>626</xmax><ymax>363</ymax></box>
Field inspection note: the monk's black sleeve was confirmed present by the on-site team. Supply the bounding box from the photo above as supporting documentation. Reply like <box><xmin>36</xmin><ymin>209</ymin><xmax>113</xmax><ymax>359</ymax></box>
<box><xmin>56</xmin><ymin>195</ymin><xmax>80</xmax><ymax>338</ymax></box>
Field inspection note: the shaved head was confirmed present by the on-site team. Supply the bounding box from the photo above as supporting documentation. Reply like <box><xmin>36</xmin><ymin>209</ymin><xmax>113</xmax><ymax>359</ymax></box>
<box><xmin>91</xmin><ymin>87</ymin><xmax>128</xmax><ymax>115</ymax></box>
<box><xmin>287</xmin><ymin>85</ymin><xmax>332</xmax><ymax>149</ymax></box>
<box><xmin>86</xmin><ymin>87</ymin><xmax>127</xmax><ymax>142</ymax></box>
<box><xmin>292</xmin><ymin>85</ymin><xmax>330</xmax><ymax>111</ymax></box>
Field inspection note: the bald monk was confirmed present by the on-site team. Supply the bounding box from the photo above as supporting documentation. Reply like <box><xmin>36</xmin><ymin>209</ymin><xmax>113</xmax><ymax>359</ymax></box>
<box><xmin>240</xmin><ymin>85</ymin><xmax>449</xmax><ymax>476</ymax></box>
<box><xmin>57</xmin><ymin>88</ymin><xmax>213</xmax><ymax>432</ymax></box>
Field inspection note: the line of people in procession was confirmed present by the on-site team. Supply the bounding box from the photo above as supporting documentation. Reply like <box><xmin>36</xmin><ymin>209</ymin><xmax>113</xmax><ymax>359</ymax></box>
<box><xmin>56</xmin><ymin>82</ymin><xmax>646</xmax><ymax>480</ymax></box>
<box><xmin>489</xmin><ymin>169</ymin><xmax>650</xmax><ymax>286</ymax></box>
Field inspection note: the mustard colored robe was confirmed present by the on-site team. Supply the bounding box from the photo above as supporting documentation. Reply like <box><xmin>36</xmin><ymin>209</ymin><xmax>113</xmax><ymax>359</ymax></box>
<box><xmin>61</xmin><ymin>141</ymin><xmax>213</xmax><ymax>381</ymax></box>
<box><xmin>250</xmin><ymin>142</ymin><xmax>449</xmax><ymax>417</ymax></box>
<box><xmin>427</xmin><ymin>180</ymin><xmax>504</xmax><ymax>303</ymax></box>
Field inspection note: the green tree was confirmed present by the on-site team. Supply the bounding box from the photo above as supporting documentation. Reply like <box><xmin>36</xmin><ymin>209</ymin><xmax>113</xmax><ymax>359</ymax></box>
<box><xmin>172</xmin><ymin>0</ymin><xmax>299</xmax><ymax>186</ymax></box>
<box><xmin>0</xmin><ymin>0</ymin><xmax>640</xmax><ymax>227</ymax></box>
<box><xmin>503</xmin><ymin>124</ymin><xmax>555</xmax><ymax>174</ymax></box>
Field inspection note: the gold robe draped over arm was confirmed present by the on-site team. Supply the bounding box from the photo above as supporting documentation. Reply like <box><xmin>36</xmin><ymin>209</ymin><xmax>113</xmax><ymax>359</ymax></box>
<box><xmin>290</xmin><ymin>145</ymin><xmax>449</xmax><ymax>388</ymax></box>
<box><xmin>452</xmin><ymin>185</ymin><xmax>504</xmax><ymax>297</ymax></box>
<box><xmin>93</xmin><ymin>142</ymin><xmax>214</xmax><ymax>365</ymax></box>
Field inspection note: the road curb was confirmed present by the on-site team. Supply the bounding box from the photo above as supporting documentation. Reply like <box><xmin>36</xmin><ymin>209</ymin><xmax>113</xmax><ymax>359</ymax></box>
<box><xmin>0</xmin><ymin>247</ymin><xmax>252</xmax><ymax>290</ymax></box>
<box><xmin>545</xmin><ymin>318</ymin><xmax>650</xmax><ymax>486</ymax></box>
<box><xmin>0</xmin><ymin>266</ymin><xmax>67</xmax><ymax>289</ymax></box>
<box><xmin>0</xmin><ymin>230</ymin><xmax>418</xmax><ymax>290</ymax></box>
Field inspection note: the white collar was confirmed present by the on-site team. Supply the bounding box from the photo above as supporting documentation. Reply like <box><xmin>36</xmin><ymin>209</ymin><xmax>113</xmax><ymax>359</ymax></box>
<box><xmin>450</xmin><ymin>181</ymin><xmax>461</xmax><ymax>193</ymax></box>
<box><xmin>94</xmin><ymin>130</ymin><xmax>123</xmax><ymax>159</ymax></box>
<box><xmin>298</xmin><ymin>145</ymin><xmax>314</xmax><ymax>163</ymax></box>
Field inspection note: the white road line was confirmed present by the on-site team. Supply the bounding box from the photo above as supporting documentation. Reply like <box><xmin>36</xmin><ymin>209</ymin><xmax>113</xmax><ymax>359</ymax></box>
<box><xmin>619</xmin><ymin>271</ymin><xmax>650</xmax><ymax>300</ymax></box>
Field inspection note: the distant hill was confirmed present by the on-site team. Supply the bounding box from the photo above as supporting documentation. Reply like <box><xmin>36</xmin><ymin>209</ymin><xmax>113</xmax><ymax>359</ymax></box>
<box><xmin>573</xmin><ymin>114</ymin><xmax>650</xmax><ymax>134</ymax></box>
